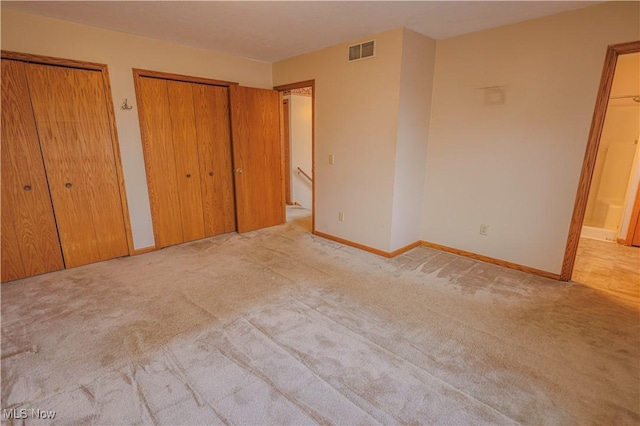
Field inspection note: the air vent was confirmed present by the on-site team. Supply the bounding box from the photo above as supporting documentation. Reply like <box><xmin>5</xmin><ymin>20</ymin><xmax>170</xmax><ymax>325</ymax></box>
<box><xmin>348</xmin><ymin>40</ymin><xmax>375</xmax><ymax>62</ymax></box>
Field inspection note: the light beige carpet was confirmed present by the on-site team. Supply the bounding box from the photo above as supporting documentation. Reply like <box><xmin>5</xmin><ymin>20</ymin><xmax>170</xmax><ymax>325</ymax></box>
<box><xmin>1</xmin><ymin>207</ymin><xmax>638</xmax><ymax>425</ymax></box>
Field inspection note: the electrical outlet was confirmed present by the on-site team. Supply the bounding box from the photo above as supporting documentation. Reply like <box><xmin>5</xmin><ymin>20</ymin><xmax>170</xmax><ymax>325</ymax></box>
<box><xmin>329</xmin><ymin>154</ymin><xmax>335</xmax><ymax>165</ymax></box>
<box><xmin>338</xmin><ymin>211</ymin><xmax>345</xmax><ymax>222</ymax></box>
<box><xmin>479</xmin><ymin>224</ymin><xmax>489</xmax><ymax>235</ymax></box>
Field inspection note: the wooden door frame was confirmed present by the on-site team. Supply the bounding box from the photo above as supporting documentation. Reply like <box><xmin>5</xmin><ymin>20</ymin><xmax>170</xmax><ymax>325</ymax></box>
<box><xmin>1</xmin><ymin>50</ymin><xmax>136</xmax><ymax>256</ymax></box>
<box><xmin>132</xmin><ymin>68</ymin><xmax>238</xmax><ymax>87</ymax></box>
<box><xmin>282</xmin><ymin>98</ymin><xmax>292</xmax><ymax>205</ymax></box>
<box><xmin>273</xmin><ymin>80</ymin><xmax>315</xmax><ymax>232</ymax></box>
<box><xmin>561</xmin><ymin>40</ymin><xmax>640</xmax><ymax>281</ymax></box>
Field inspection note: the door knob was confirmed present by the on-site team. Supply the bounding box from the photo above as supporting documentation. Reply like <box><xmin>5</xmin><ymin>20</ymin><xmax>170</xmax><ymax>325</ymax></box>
<box><xmin>186</xmin><ymin>173</ymin><xmax>192</xmax><ymax>178</ymax></box>
<box><xmin>65</xmin><ymin>182</ymin><xmax>73</xmax><ymax>188</ymax></box>
<box><xmin>209</xmin><ymin>172</ymin><xmax>214</xmax><ymax>176</ymax></box>
<box><xmin>234</xmin><ymin>168</ymin><xmax>243</xmax><ymax>174</ymax></box>
<box><xmin>23</xmin><ymin>185</ymin><xmax>32</xmax><ymax>191</ymax></box>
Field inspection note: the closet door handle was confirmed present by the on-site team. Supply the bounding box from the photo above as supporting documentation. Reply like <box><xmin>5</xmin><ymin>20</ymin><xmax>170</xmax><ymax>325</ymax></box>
<box><xmin>234</xmin><ymin>168</ymin><xmax>243</xmax><ymax>174</ymax></box>
<box><xmin>186</xmin><ymin>173</ymin><xmax>192</xmax><ymax>178</ymax></box>
<box><xmin>23</xmin><ymin>185</ymin><xmax>32</xmax><ymax>191</ymax></box>
<box><xmin>65</xmin><ymin>182</ymin><xmax>73</xmax><ymax>189</ymax></box>
<box><xmin>209</xmin><ymin>172</ymin><xmax>214</xmax><ymax>176</ymax></box>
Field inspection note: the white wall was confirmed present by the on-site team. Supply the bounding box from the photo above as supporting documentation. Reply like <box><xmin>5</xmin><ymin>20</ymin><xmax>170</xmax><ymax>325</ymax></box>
<box><xmin>274</xmin><ymin>28</ymin><xmax>404</xmax><ymax>252</ymax></box>
<box><xmin>390</xmin><ymin>29</ymin><xmax>436</xmax><ymax>251</ymax></box>
<box><xmin>422</xmin><ymin>1</ymin><xmax>640</xmax><ymax>274</ymax></box>
<box><xmin>289</xmin><ymin>94</ymin><xmax>313</xmax><ymax>209</ymax></box>
<box><xmin>1</xmin><ymin>9</ymin><xmax>273</xmax><ymax>249</ymax></box>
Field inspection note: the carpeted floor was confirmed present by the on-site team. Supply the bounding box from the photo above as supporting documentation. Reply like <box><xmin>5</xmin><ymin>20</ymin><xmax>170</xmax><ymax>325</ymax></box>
<box><xmin>1</xmin><ymin>207</ymin><xmax>638</xmax><ymax>425</ymax></box>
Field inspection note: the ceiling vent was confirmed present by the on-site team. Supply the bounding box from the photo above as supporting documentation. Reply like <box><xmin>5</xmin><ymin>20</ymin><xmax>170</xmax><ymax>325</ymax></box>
<box><xmin>348</xmin><ymin>40</ymin><xmax>375</xmax><ymax>62</ymax></box>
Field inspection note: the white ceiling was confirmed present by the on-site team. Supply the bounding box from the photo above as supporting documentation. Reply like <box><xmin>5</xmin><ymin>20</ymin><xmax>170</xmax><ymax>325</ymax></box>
<box><xmin>3</xmin><ymin>1</ymin><xmax>603</xmax><ymax>63</ymax></box>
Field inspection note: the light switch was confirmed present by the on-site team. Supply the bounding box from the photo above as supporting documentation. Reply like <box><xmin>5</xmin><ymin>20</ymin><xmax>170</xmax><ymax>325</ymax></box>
<box><xmin>329</xmin><ymin>154</ymin><xmax>335</xmax><ymax>165</ymax></box>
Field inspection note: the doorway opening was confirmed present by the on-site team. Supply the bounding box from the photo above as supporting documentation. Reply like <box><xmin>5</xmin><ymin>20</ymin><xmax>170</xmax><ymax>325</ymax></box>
<box><xmin>562</xmin><ymin>41</ymin><xmax>640</xmax><ymax>299</ymax></box>
<box><xmin>275</xmin><ymin>80</ymin><xmax>315</xmax><ymax>231</ymax></box>
<box><xmin>581</xmin><ymin>52</ymin><xmax>640</xmax><ymax>243</ymax></box>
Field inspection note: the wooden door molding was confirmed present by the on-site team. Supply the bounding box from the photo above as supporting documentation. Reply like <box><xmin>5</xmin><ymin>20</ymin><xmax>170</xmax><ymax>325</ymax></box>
<box><xmin>283</xmin><ymin>98</ymin><xmax>292</xmax><ymax>205</ymax></box>
<box><xmin>1</xmin><ymin>50</ymin><xmax>107</xmax><ymax>71</ymax></box>
<box><xmin>133</xmin><ymin>68</ymin><xmax>238</xmax><ymax>87</ymax></box>
<box><xmin>273</xmin><ymin>80</ymin><xmax>315</xmax><ymax>92</ymax></box>
<box><xmin>273</xmin><ymin>80</ymin><xmax>315</xmax><ymax>232</ymax></box>
<box><xmin>561</xmin><ymin>40</ymin><xmax>640</xmax><ymax>281</ymax></box>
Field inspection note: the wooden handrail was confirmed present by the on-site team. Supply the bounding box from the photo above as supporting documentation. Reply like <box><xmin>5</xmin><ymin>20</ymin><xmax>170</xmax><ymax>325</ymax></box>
<box><xmin>297</xmin><ymin>167</ymin><xmax>312</xmax><ymax>182</ymax></box>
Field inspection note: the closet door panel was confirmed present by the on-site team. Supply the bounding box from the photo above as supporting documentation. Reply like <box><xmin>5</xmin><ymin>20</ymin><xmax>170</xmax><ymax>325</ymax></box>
<box><xmin>137</xmin><ymin>77</ymin><xmax>184</xmax><ymax>248</ymax></box>
<box><xmin>230</xmin><ymin>86</ymin><xmax>284</xmax><ymax>232</ymax></box>
<box><xmin>193</xmin><ymin>84</ymin><xmax>236</xmax><ymax>236</ymax></box>
<box><xmin>166</xmin><ymin>80</ymin><xmax>205</xmax><ymax>242</ymax></box>
<box><xmin>1</xmin><ymin>60</ymin><xmax>64</xmax><ymax>281</ymax></box>
<box><xmin>26</xmin><ymin>64</ymin><xmax>128</xmax><ymax>267</ymax></box>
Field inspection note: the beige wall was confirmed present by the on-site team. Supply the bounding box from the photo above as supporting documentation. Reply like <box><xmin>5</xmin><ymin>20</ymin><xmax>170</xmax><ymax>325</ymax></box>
<box><xmin>289</xmin><ymin>94</ymin><xmax>313</xmax><ymax>209</ymax></box>
<box><xmin>391</xmin><ymin>29</ymin><xmax>436</xmax><ymax>251</ymax></box>
<box><xmin>1</xmin><ymin>9</ymin><xmax>272</xmax><ymax>249</ymax></box>
<box><xmin>274</xmin><ymin>28</ymin><xmax>404</xmax><ymax>251</ymax></box>
<box><xmin>422</xmin><ymin>1</ymin><xmax>640</xmax><ymax>274</ymax></box>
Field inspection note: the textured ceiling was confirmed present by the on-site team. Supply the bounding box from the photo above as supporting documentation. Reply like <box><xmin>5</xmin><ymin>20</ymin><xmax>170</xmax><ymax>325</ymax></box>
<box><xmin>3</xmin><ymin>1</ymin><xmax>603</xmax><ymax>62</ymax></box>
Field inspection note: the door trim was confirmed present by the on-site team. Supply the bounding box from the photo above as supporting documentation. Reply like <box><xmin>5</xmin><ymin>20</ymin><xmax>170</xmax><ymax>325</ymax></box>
<box><xmin>133</xmin><ymin>68</ymin><xmax>238</xmax><ymax>87</ymax></box>
<box><xmin>282</xmin><ymin>98</ymin><xmax>292</xmax><ymax>205</ymax></box>
<box><xmin>1</xmin><ymin>50</ymin><xmax>135</xmax><ymax>256</ymax></box>
<box><xmin>561</xmin><ymin>40</ymin><xmax>640</xmax><ymax>281</ymax></box>
<box><xmin>273</xmin><ymin>80</ymin><xmax>315</xmax><ymax>232</ymax></box>
<box><xmin>1</xmin><ymin>50</ymin><xmax>108</xmax><ymax>71</ymax></box>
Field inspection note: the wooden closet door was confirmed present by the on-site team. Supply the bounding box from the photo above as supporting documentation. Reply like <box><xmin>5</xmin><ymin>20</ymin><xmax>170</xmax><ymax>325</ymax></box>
<box><xmin>137</xmin><ymin>77</ymin><xmax>183</xmax><ymax>248</ymax></box>
<box><xmin>26</xmin><ymin>64</ymin><xmax>128</xmax><ymax>268</ymax></box>
<box><xmin>1</xmin><ymin>60</ymin><xmax>64</xmax><ymax>282</ymax></box>
<box><xmin>193</xmin><ymin>84</ymin><xmax>236</xmax><ymax>236</ymax></box>
<box><xmin>230</xmin><ymin>86</ymin><xmax>284</xmax><ymax>232</ymax></box>
<box><xmin>166</xmin><ymin>80</ymin><xmax>206</xmax><ymax>242</ymax></box>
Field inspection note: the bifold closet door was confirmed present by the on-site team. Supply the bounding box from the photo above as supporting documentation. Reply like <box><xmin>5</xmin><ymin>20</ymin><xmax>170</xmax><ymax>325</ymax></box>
<box><xmin>1</xmin><ymin>60</ymin><xmax>64</xmax><ymax>282</ymax></box>
<box><xmin>137</xmin><ymin>76</ymin><xmax>236</xmax><ymax>248</ymax></box>
<box><xmin>26</xmin><ymin>64</ymin><xmax>129</xmax><ymax>268</ymax></box>
<box><xmin>230</xmin><ymin>85</ymin><xmax>284</xmax><ymax>232</ymax></box>
<box><xmin>166</xmin><ymin>80</ymin><xmax>207</xmax><ymax>242</ymax></box>
<box><xmin>137</xmin><ymin>77</ymin><xmax>184</xmax><ymax>247</ymax></box>
<box><xmin>193</xmin><ymin>84</ymin><xmax>236</xmax><ymax>236</ymax></box>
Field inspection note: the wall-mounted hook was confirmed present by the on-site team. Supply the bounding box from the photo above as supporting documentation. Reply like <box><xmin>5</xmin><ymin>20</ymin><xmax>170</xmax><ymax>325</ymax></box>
<box><xmin>121</xmin><ymin>99</ymin><xmax>133</xmax><ymax>110</ymax></box>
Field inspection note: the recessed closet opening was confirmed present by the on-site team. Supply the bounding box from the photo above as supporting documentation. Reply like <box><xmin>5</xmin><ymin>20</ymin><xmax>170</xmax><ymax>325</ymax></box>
<box><xmin>133</xmin><ymin>69</ymin><xmax>285</xmax><ymax>250</ymax></box>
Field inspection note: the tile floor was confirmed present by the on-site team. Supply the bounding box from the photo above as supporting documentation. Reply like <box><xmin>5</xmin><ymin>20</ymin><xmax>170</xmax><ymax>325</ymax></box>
<box><xmin>572</xmin><ymin>237</ymin><xmax>640</xmax><ymax>306</ymax></box>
